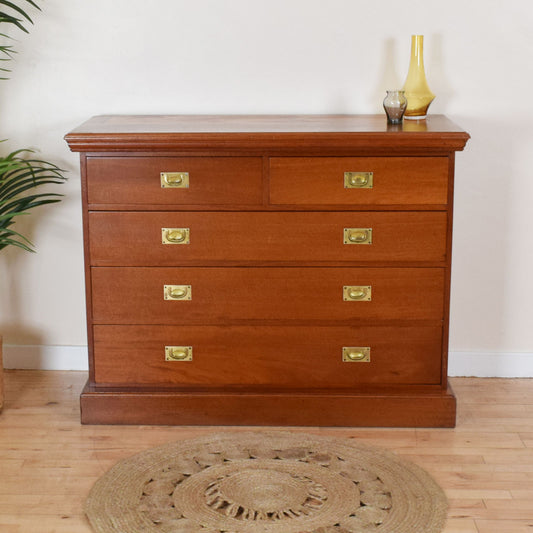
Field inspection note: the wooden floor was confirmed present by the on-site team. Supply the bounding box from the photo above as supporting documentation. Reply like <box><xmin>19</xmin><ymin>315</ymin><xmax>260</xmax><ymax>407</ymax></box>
<box><xmin>0</xmin><ymin>372</ymin><xmax>532</xmax><ymax>532</ymax></box>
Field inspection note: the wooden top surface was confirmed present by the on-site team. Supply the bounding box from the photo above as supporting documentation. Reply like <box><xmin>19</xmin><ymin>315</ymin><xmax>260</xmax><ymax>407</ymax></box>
<box><xmin>65</xmin><ymin>114</ymin><xmax>470</xmax><ymax>153</ymax></box>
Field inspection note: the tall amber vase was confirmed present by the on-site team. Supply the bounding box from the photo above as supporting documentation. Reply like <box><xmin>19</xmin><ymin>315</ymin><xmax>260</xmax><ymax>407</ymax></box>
<box><xmin>402</xmin><ymin>35</ymin><xmax>435</xmax><ymax>120</ymax></box>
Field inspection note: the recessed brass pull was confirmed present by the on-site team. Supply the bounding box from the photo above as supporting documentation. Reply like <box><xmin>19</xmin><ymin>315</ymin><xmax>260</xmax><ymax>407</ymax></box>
<box><xmin>343</xmin><ymin>285</ymin><xmax>372</xmax><ymax>301</ymax></box>
<box><xmin>165</xmin><ymin>346</ymin><xmax>193</xmax><ymax>361</ymax></box>
<box><xmin>162</xmin><ymin>228</ymin><xmax>190</xmax><ymax>244</ymax></box>
<box><xmin>164</xmin><ymin>285</ymin><xmax>192</xmax><ymax>300</ymax></box>
<box><xmin>342</xmin><ymin>347</ymin><xmax>370</xmax><ymax>362</ymax></box>
<box><xmin>160</xmin><ymin>172</ymin><xmax>189</xmax><ymax>188</ymax></box>
<box><xmin>344</xmin><ymin>228</ymin><xmax>372</xmax><ymax>245</ymax></box>
<box><xmin>344</xmin><ymin>172</ymin><xmax>373</xmax><ymax>189</ymax></box>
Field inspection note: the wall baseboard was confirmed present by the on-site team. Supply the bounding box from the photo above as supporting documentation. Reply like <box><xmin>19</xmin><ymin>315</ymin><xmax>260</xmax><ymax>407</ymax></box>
<box><xmin>3</xmin><ymin>345</ymin><xmax>533</xmax><ymax>377</ymax></box>
<box><xmin>448</xmin><ymin>351</ymin><xmax>533</xmax><ymax>378</ymax></box>
<box><xmin>3</xmin><ymin>345</ymin><xmax>88</xmax><ymax>371</ymax></box>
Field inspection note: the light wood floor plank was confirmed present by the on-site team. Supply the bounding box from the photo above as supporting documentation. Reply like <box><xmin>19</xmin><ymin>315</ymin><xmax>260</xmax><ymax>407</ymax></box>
<box><xmin>443</xmin><ymin>518</ymin><xmax>480</xmax><ymax>532</ymax></box>
<box><xmin>475</xmin><ymin>519</ymin><xmax>533</xmax><ymax>532</ymax></box>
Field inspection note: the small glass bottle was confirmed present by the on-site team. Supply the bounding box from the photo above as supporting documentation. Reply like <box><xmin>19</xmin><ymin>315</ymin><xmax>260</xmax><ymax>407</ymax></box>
<box><xmin>383</xmin><ymin>90</ymin><xmax>408</xmax><ymax>124</ymax></box>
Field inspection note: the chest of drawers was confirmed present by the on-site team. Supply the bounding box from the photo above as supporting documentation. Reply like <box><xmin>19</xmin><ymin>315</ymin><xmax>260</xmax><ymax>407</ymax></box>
<box><xmin>65</xmin><ymin>115</ymin><xmax>469</xmax><ymax>427</ymax></box>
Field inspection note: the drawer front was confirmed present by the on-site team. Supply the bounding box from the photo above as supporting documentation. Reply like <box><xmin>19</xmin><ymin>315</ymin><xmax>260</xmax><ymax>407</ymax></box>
<box><xmin>270</xmin><ymin>157</ymin><xmax>449</xmax><ymax>205</ymax></box>
<box><xmin>86</xmin><ymin>156</ymin><xmax>263</xmax><ymax>205</ymax></box>
<box><xmin>91</xmin><ymin>266</ymin><xmax>444</xmax><ymax>324</ymax></box>
<box><xmin>89</xmin><ymin>211</ymin><xmax>447</xmax><ymax>265</ymax></box>
<box><xmin>93</xmin><ymin>325</ymin><xmax>443</xmax><ymax>387</ymax></box>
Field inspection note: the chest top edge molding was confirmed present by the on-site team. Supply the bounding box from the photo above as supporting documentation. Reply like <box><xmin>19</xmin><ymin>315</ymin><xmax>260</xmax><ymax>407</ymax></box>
<box><xmin>65</xmin><ymin>114</ymin><xmax>470</xmax><ymax>153</ymax></box>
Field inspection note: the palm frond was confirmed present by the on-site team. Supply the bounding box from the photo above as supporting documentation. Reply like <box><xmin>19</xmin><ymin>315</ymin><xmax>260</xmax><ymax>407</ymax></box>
<box><xmin>0</xmin><ymin>12</ymin><xmax>28</xmax><ymax>33</ymax></box>
<box><xmin>0</xmin><ymin>225</ymin><xmax>33</xmax><ymax>252</ymax></box>
<box><xmin>0</xmin><ymin>0</ymin><xmax>39</xmax><ymax>73</ymax></box>
<box><xmin>0</xmin><ymin>148</ymin><xmax>67</xmax><ymax>252</ymax></box>
<box><xmin>0</xmin><ymin>0</ymin><xmax>34</xmax><ymax>23</ymax></box>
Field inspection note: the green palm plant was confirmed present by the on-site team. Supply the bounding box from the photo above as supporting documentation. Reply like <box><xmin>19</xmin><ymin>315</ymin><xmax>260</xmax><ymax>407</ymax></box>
<box><xmin>0</xmin><ymin>0</ymin><xmax>66</xmax><ymax>252</ymax></box>
<box><xmin>0</xmin><ymin>149</ymin><xmax>66</xmax><ymax>251</ymax></box>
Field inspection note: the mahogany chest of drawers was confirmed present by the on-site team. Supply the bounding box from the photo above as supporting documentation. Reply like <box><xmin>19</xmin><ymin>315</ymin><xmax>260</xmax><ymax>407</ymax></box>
<box><xmin>65</xmin><ymin>115</ymin><xmax>469</xmax><ymax>427</ymax></box>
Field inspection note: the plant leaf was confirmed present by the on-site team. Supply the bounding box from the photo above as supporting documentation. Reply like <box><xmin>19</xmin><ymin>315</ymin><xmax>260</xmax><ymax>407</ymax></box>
<box><xmin>0</xmin><ymin>147</ymin><xmax>67</xmax><ymax>252</ymax></box>
<box><xmin>0</xmin><ymin>236</ymin><xmax>35</xmax><ymax>252</ymax></box>
<box><xmin>0</xmin><ymin>11</ymin><xmax>29</xmax><ymax>33</ymax></box>
<box><xmin>21</xmin><ymin>0</ymin><xmax>39</xmax><ymax>10</ymax></box>
<box><xmin>0</xmin><ymin>0</ymin><xmax>34</xmax><ymax>23</ymax></box>
<box><xmin>0</xmin><ymin>225</ymin><xmax>33</xmax><ymax>245</ymax></box>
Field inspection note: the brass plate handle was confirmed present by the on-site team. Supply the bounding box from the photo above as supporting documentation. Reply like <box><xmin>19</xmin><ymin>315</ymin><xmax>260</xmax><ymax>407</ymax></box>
<box><xmin>162</xmin><ymin>228</ymin><xmax>190</xmax><ymax>244</ymax></box>
<box><xmin>160</xmin><ymin>172</ymin><xmax>189</xmax><ymax>188</ymax></box>
<box><xmin>342</xmin><ymin>347</ymin><xmax>370</xmax><ymax>362</ymax></box>
<box><xmin>164</xmin><ymin>285</ymin><xmax>192</xmax><ymax>300</ymax></box>
<box><xmin>343</xmin><ymin>285</ymin><xmax>372</xmax><ymax>301</ymax></box>
<box><xmin>165</xmin><ymin>346</ymin><xmax>193</xmax><ymax>361</ymax></box>
<box><xmin>344</xmin><ymin>172</ymin><xmax>373</xmax><ymax>189</ymax></box>
<box><xmin>344</xmin><ymin>228</ymin><xmax>372</xmax><ymax>245</ymax></box>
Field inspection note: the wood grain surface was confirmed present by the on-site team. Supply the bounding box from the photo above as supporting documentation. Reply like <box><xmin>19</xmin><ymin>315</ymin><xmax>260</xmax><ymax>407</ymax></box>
<box><xmin>270</xmin><ymin>156</ymin><xmax>449</xmax><ymax>205</ymax></box>
<box><xmin>86</xmin><ymin>156</ymin><xmax>263</xmax><ymax>205</ymax></box>
<box><xmin>90</xmin><ymin>266</ymin><xmax>445</xmax><ymax>324</ymax></box>
<box><xmin>92</xmin><ymin>324</ymin><xmax>443</xmax><ymax>387</ymax></box>
<box><xmin>65</xmin><ymin>114</ymin><xmax>470</xmax><ymax>153</ymax></box>
<box><xmin>88</xmin><ymin>211</ymin><xmax>447</xmax><ymax>266</ymax></box>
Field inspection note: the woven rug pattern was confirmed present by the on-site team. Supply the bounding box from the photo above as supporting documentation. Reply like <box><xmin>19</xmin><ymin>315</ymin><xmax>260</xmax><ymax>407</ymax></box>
<box><xmin>85</xmin><ymin>431</ymin><xmax>447</xmax><ymax>533</ymax></box>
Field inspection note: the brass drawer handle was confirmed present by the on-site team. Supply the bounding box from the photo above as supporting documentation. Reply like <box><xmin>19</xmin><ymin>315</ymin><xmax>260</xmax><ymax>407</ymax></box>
<box><xmin>162</xmin><ymin>228</ymin><xmax>190</xmax><ymax>244</ymax></box>
<box><xmin>343</xmin><ymin>347</ymin><xmax>370</xmax><ymax>362</ymax></box>
<box><xmin>160</xmin><ymin>172</ymin><xmax>189</xmax><ymax>188</ymax></box>
<box><xmin>343</xmin><ymin>285</ymin><xmax>372</xmax><ymax>301</ymax></box>
<box><xmin>344</xmin><ymin>228</ymin><xmax>372</xmax><ymax>245</ymax></box>
<box><xmin>164</xmin><ymin>285</ymin><xmax>192</xmax><ymax>300</ymax></box>
<box><xmin>344</xmin><ymin>172</ymin><xmax>373</xmax><ymax>189</ymax></box>
<box><xmin>165</xmin><ymin>346</ymin><xmax>193</xmax><ymax>361</ymax></box>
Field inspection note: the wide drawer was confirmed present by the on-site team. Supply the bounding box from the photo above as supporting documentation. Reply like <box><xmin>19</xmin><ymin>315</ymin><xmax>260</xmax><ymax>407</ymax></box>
<box><xmin>86</xmin><ymin>156</ymin><xmax>263</xmax><ymax>205</ymax></box>
<box><xmin>270</xmin><ymin>157</ymin><xmax>449</xmax><ymax>206</ymax></box>
<box><xmin>93</xmin><ymin>325</ymin><xmax>443</xmax><ymax>387</ymax></box>
<box><xmin>88</xmin><ymin>211</ymin><xmax>447</xmax><ymax>265</ymax></box>
<box><xmin>91</xmin><ymin>267</ymin><xmax>445</xmax><ymax>324</ymax></box>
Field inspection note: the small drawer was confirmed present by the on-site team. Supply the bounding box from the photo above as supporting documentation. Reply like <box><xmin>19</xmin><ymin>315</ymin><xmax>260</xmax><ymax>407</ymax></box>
<box><xmin>93</xmin><ymin>325</ymin><xmax>443</xmax><ymax>387</ymax></box>
<box><xmin>86</xmin><ymin>156</ymin><xmax>263</xmax><ymax>206</ymax></box>
<box><xmin>269</xmin><ymin>157</ymin><xmax>449</xmax><ymax>206</ymax></box>
<box><xmin>91</xmin><ymin>266</ymin><xmax>445</xmax><ymax>324</ymax></box>
<box><xmin>88</xmin><ymin>211</ymin><xmax>447</xmax><ymax>265</ymax></box>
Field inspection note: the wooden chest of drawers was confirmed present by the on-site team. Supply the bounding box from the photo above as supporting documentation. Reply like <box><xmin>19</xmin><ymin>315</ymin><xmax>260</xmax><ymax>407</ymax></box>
<box><xmin>65</xmin><ymin>115</ymin><xmax>469</xmax><ymax>427</ymax></box>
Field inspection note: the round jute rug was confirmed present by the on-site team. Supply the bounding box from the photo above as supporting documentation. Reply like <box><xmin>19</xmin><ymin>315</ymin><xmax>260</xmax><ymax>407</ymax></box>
<box><xmin>85</xmin><ymin>431</ymin><xmax>447</xmax><ymax>533</ymax></box>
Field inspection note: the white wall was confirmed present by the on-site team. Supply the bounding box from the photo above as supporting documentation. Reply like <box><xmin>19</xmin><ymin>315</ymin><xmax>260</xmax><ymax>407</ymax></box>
<box><xmin>1</xmin><ymin>0</ymin><xmax>533</xmax><ymax>375</ymax></box>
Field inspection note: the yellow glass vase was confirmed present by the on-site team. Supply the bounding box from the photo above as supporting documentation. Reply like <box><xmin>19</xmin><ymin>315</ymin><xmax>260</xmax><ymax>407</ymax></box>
<box><xmin>402</xmin><ymin>35</ymin><xmax>435</xmax><ymax>120</ymax></box>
